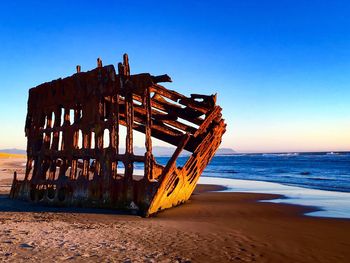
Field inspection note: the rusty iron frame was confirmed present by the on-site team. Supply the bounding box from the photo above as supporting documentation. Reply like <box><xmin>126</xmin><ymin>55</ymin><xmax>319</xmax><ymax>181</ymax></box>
<box><xmin>10</xmin><ymin>54</ymin><xmax>226</xmax><ymax>216</ymax></box>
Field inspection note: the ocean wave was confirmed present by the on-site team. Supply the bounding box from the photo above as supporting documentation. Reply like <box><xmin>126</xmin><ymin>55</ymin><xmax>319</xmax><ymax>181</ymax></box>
<box><xmin>326</xmin><ymin>152</ymin><xmax>339</xmax><ymax>155</ymax></box>
<box><xmin>262</xmin><ymin>153</ymin><xmax>299</xmax><ymax>157</ymax></box>
<box><xmin>274</xmin><ymin>169</ymin><xmax>289</xmax><ymax>173</ymax></box>
<box><xmin>204</xmin><ymin>169</ymin><xmax>239</xmax><ymax>174</ymax></box>
<box><xmin>226</xmin><ymin>154</ymin><xmax>247</xmax><ymax>157</ymax></box>
<box><xmin>300</xmin><ymin>171</ymin><xmax>311</xmax><ymax>175</ymax></box>
<box><xmin>307</xmin><ymin>177</ymin><xmax>335</xmax><ymax>181</ymax></box>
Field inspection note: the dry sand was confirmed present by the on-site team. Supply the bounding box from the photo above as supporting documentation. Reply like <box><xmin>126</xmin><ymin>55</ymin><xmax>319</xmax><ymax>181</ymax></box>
<box><xmin>0</xmin><ymin>157</ymin><xmax>349</xmax><ymax>262</ymax></box>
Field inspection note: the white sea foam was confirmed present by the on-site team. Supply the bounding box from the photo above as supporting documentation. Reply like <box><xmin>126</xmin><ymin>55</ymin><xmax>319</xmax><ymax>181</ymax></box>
<box><xmin>262</xmin><ymin>152</ymin><xmax>299</xmax><ymax>157</ymax></box>
<box><xmin>199</xmin><ymin>177</ymin><xmax>350</xmax><ymax>219</ymax></box>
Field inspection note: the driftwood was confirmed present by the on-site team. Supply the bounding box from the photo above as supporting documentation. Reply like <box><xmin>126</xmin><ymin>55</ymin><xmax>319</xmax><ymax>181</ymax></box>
<box><xmin>10</xmin><ymin>54</ymin><xmax>226</xmax><ymax>216</ymax></box>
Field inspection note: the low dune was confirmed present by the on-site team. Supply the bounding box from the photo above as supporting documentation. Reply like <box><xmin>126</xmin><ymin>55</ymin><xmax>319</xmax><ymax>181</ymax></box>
<box><xmin>0</xmin><ymin>152</ymin><xmax>26</xmax><ymax>159</ymax></box>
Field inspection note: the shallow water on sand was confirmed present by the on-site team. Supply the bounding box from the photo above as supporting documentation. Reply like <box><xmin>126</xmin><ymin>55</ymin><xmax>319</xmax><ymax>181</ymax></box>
<box><xmin>199</xmin><ymin>177</ymin><xmax>350</xmax><ymax>219</ymax></box>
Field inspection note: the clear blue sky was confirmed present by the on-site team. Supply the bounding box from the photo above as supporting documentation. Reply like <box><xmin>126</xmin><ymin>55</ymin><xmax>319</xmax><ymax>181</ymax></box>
<box><xmin>0</xmin><ymin>0</ymin><xmax>349</xmax><ymax>152</ymax></box>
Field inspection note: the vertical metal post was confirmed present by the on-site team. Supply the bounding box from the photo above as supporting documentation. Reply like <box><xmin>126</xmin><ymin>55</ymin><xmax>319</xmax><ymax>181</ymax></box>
<box><xmin>111</xmin><ymin>86</ymin><xmax>119</xmax><ymax>179</ymax></box>
<box><xmin>144</xmin><ymin>86</ymin><xmax>153</xmax><ymax>181</ymax></box>
<box><xmin>119</xmin><ymin>54</ymin><xmax>134</xmax><ymax>202</ymax></box>
<box><xmin>70</xmin><ymin>107</ymin><xmax>80</xmax><ymax>179</ymax></box>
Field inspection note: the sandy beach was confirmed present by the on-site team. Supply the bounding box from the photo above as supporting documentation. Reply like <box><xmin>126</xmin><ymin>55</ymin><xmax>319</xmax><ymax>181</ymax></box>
<box><xmin>0</xmin><ymin>157</ymin><xmax>349</xmax><ymax>262</ymax></box>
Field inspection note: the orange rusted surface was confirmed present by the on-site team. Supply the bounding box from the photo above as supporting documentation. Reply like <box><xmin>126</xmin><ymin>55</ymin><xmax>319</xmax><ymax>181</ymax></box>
<box><xmin>10</xmin><ymin>54</ymin><xmax>226</xmax><ymax>216</ymax></box>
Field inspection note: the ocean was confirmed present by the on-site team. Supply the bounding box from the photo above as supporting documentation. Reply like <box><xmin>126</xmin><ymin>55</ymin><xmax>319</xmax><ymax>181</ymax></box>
<box><xmin>149</xmin><ymin>152</ymin><xmax>350</xmax><ymax>193</ymax></box>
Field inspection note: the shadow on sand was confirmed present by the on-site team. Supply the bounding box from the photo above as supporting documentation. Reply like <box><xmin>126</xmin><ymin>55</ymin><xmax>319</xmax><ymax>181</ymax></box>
<box><xmin>0</xmin><ymin>194</ymin><xmax>136</xmax><ymax>216</ymax></box>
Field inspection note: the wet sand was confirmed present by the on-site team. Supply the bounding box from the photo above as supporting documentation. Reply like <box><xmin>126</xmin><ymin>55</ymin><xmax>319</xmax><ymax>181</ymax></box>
<box><xmin>0</xmin><ymin>157</ymin><xmax>349</xmax><ymax>262</ymax></box>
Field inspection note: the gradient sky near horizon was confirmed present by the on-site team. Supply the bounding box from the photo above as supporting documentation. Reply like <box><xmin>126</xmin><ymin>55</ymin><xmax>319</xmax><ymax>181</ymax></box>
<box><xmin>0</xmin><ymin>0</ymin><xmax>349</xmax><ymax>153</ymax></box>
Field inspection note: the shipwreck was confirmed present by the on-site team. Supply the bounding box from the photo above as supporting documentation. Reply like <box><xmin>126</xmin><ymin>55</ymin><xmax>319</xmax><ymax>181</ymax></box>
<box><xmin>10</xmin><ymin>54</ymin><xmax>226</xmax><ymax>216</ymax></box>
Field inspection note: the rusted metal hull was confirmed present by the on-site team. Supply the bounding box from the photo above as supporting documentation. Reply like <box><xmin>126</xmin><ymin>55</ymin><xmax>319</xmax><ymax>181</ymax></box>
<box><xmin>10</xmin><ymin>54</ymin><xmax>226</xmax><ymax>216</ymax></box>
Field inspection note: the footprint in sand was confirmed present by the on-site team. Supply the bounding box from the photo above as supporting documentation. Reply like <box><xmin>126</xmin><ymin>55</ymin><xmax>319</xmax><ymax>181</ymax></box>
<box><xmin>19</xmin><ymin>243</ymin><xmax>34</xmax><ymax>249</ymax></box>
